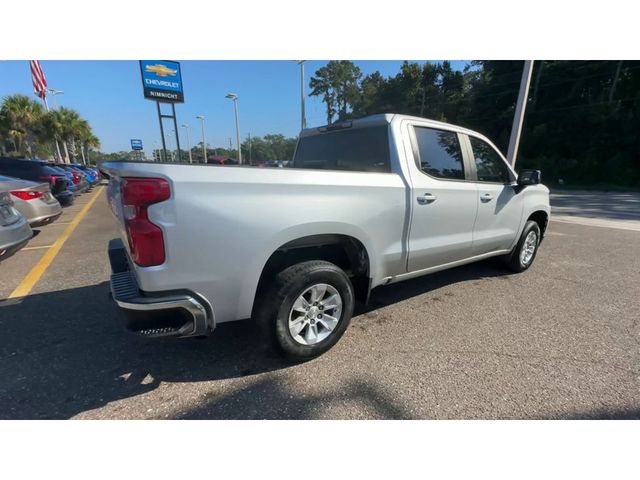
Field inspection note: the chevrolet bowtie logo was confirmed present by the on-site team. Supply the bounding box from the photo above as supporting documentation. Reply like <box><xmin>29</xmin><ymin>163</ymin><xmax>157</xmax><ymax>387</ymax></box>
<box><xmin>145</xmin><ymin>64</ymin><xmax>177</xmax><ymax>77</ymax></box>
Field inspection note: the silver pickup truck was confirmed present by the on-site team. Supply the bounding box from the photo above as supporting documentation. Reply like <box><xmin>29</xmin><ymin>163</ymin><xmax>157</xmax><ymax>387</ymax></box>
<box><xmin>105</xmin><ymin>113</ymin><xmax>549</xmax><ymax>360</ymax></box>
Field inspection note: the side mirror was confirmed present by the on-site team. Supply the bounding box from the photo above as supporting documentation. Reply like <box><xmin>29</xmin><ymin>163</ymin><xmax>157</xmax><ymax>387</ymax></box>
<box><xmin>517</xmin><ymin>169</ymin><xmax>542</xmax><ymax>186</ymax></box>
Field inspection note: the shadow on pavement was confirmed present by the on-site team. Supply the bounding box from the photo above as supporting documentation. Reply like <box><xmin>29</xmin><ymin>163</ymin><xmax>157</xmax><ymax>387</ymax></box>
<box><xmin>360</xmin><ymin>257</ymin><xmax>514</xmax><ymax>316</ymax></box>
<box><xmin>0</xmin><ymin>259</ymin><xmax>515</xmax><ymax>419</ymax></box>
<box><xmin>177</xmin><ymin>376</ymin><xmax>414</xmax><ymax>419</ymax></box>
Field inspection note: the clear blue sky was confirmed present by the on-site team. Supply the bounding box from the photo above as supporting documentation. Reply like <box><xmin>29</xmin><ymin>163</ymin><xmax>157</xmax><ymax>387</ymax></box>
<box><xmin>0</xmin><ymin>60</ymin><xmax>470</xmax><ymax>153</ymax></box>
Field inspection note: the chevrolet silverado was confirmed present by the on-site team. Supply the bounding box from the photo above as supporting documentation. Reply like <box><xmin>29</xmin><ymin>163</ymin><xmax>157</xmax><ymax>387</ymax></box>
<box><xmin>105</xmin><ymin>114</ymin><xmax>550</xmax><ymax>360</ymax></box>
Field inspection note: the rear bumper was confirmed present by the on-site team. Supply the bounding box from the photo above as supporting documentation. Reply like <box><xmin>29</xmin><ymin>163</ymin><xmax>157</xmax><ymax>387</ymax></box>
<box><xmin>30</xmin><ymin>210</ymin><xmax>62</xmax><ymax>227</ymax></box>
<box><xmin>108</xmin><ymin>238</ymin><xmax>215</xmax><ymax>338</ymax></box>
<box><xmin>26</xmin><ymin>200</ymin><xmax>63</xmax><ymax>227</ymax></box>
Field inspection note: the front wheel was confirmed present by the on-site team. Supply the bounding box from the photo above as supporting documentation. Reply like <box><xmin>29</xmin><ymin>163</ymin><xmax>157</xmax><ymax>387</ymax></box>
<box><xmin>503</xmin><ymin>220</ymin><xmax>541</xmax><ymax>272</ymax></box>
<box><xmin>256</xmin><ymin>260</ymin><xmax>355</xmax><ymax>361</ymax></box>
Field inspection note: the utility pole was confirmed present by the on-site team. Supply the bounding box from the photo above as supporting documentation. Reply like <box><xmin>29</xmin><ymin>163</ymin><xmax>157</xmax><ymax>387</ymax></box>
<box><xmin>531</xmin><ymin>61</ymin><xmax>544</xmax><ymax>107</ymax></box>
<box><xmin>297</xmin><ymin>61</ymin><xmax>307</xmax><ymax>130</ymax></box>
<box><xmin>507</xmin><ymin>60</ymin><xmax>534</xmax><ymax>167</ymax></box>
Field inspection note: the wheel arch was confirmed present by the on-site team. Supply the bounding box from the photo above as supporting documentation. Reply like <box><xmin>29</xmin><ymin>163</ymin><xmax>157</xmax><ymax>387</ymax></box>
<box><xmin>527</xmin><ymin>210</ymin><xmax>549</xmax><ymax>240</ymax></box>
<box><xmin>252</xmin><ymin>233</ymin><xmax>372</xmax><ymax>312</ymax></box>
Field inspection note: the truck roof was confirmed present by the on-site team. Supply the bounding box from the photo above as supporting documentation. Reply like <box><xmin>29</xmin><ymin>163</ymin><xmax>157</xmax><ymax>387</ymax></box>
<box><xmin>299</xmin><ymin>113</ymin><xmax>486</xmax><ymax>139</ymax></box>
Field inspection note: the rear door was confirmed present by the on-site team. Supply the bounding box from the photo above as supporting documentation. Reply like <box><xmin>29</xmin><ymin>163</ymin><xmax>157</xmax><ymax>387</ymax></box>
<box><xmin>406</xmin><ymin>124</ymin><xmax>479</xmax><ymax>271</ymax></box>
<box><xmin>462</xmin><ymin>134</ymin><xmax>524</xmax><ymax>254</ymax></box>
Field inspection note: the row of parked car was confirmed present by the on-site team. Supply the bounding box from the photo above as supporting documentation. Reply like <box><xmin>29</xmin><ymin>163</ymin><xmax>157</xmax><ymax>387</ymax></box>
<box><xmin>0</xmin><ymin>157</ymin><xmax>102</xmax><ymax>262</ymax></box>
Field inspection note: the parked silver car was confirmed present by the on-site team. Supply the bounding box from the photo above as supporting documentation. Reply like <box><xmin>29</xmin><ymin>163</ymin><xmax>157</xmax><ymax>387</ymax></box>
<box><xmin>0</xmin><ymin>175</ymin><xmax>62</xmax><ymax>227</ymax></box>
<box><xmin>0</xmin><ymin>191</ymin><xmax>33</xmax><ymax>262</ymax></box>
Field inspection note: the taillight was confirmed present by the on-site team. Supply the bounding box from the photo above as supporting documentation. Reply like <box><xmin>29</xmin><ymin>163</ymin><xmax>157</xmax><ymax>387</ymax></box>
<box><xmin>72</xmin><ymin>173</ymin><xmax>81</xmax><ymax>184</ymax></box>
<box><xmin>39</xmin><ymin>175</ymin><xmax>56</xmax><ymax>185</ymax></box>
<box><xmin>121</xmin><ymin>177</ymin><xmax>170</xmax><ymax>267</ymax></box>
<box><xmin>11</xmin><ymin>190</ymin><xmax>45</xmax><ymax>201</ymax></box>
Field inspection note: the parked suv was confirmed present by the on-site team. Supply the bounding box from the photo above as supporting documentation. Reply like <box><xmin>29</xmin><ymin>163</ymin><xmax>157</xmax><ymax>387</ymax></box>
<box><xmin>0</xmin><ymin>157</ymin><xmax>74</xmax><ymax>206</ymax></box>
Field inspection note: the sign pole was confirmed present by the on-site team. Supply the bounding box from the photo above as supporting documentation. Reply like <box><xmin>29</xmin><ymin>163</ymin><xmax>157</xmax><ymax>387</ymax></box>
<box><xmin>156</xmin><ymin>101</ymin><xmax>168</xmax><ymax>162</ymax></box>
<box><xmin>171</xmin><ymin>103</ymin><xmax>181</xmax><ymax>162</ymax></box>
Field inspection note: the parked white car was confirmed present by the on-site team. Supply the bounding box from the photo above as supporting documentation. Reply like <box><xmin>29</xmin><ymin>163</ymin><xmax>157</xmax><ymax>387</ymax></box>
<box><xmin>105</xmin><ymin>114</ymin><xmax>550</xmax><ymax>360</ymax></box>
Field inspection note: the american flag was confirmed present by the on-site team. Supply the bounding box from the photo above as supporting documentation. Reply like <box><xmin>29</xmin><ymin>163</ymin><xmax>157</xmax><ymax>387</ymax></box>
<box><xmin>30</xmin><ymin>60</ymin><xmax>48</xmax><ymax>99</ymax></box>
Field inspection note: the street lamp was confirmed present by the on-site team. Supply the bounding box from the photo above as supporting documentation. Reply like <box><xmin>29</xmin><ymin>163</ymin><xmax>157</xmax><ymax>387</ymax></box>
<box><xmin>181</xmin><ymin>123</ymin><xmax>193</xmax><ymax>163</ymax></box>
<box><xmin>296</xmin><ymin>61</ymin><xmax>307</xmax><ymax>130</ymax></box>
<box><xmin>170</xmin><ymin>129</ymin><xmax>176</xmax><ymax>161</ymax></box>
<box><xmin>196</xmin><ymin>115</ymin><xmax>206</xmax><ymax>163</ymax></box>
<box><xmin>225</xmin><ymin>93</ymin><xmax>242</xmax><ymax>165</ymax></box>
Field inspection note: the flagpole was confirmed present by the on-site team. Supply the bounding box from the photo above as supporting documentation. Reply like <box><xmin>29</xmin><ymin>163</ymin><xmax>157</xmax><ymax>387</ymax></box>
<box><xmin>41</xmin><ymin>94</ymin><xmax>62</xmax><ymax>163</ymax></box>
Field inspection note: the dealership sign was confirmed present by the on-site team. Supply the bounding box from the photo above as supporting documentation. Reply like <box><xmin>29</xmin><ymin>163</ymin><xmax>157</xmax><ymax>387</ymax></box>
<box><xmin>130</xmin><ymin>139</ymin><xmax>143</xmax><ymax>151</ymax></box>
<box><xmin>139</xmin><ymin>60</ymin><xmax>184</xmax><ymax>103</ymax></box>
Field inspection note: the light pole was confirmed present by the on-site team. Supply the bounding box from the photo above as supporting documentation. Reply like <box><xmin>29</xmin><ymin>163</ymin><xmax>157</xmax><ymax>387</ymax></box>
<box><xmin>181</xmin><ymin>123</ymin><xmax>193</xmax><ymax>163</ymax></box>
<box><xmin>296</xmin><ymin>61</ymin><xmax>307</xmax><ymax>130</ymax></box>
<box><xmin>170</xmin><ymin>129</ymin><xmax>176</xmax><ymax>161</ymax></box>
<box><xmin>225</xmin><ymin>93</ymin><xmax>242</xmax><ymax>165</ymax></box>
<box><xmin>196</xmin><ymin>115</ymin><xmax>206</xmax><ymax>163</ymax></box>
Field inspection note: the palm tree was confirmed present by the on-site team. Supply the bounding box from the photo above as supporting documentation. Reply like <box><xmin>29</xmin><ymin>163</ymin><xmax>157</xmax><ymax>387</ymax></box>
<box><xmin>56</xmin><ymin>107</ymin><xmax>85</xmax><ymax>162</ymax></box>
<box><xmin>73</xmin><ymin>119</ymin><xmax>92</xmax><ymax>164</ymax></box>
<box><xmin>83</xmin><ymin>133</ymin><xmax>101</xmax><ymax>165</ymax></box>
<box><xmin>0</xmin><ymin>94</ymin><xmax>44</xmax><ymax>157</ymax></box>
<box><xmin>35</xmin><ymin>110</ymin><xmax>64</xmax><ymax>161</ymax></box>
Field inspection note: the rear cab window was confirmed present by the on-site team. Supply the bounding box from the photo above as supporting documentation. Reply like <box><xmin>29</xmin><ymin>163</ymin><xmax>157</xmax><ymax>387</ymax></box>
<box><xmin>293</xmin><ymin>125</ymin><xmax>391</xmax><ymax>173</ymax></box>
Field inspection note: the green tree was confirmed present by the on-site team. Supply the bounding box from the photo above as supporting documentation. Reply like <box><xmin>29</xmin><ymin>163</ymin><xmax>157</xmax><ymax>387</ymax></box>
<box><xmin>0</xmin><ymin>94</ymin><xmax>45</xmax><ymax>157</ymax></box>
<box><xmin>309</xmin><ymin>61</ymin><xmax>362</xmax><ymax>123</ymax></box>
<box><xmin>241</xmin><ymin>133</ymin><xmax>297</xmax><ymax>163</ymax></box>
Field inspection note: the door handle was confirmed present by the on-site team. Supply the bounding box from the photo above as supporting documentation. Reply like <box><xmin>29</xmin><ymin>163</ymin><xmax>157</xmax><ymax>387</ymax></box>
<box><xmin>480</xmin><ymin>193</ymin><xmax>494</xmax><ymax>202</ymax></box>
<box><xmin>417</xmin><ymin>193</ymin><xmax>437</xmax><ymax>205</ymax></box>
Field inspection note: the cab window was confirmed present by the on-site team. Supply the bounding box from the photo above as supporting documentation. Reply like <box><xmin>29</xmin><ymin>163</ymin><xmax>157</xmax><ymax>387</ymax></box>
<box><xmin>469</xmin><ymin>137</ymin><xmax>512</xmax><ymax>183</ymax></box>
<box><xmin>413</xmin><ymin>127</ymin><xmax>465</xmax><ymax>180</ymax></box>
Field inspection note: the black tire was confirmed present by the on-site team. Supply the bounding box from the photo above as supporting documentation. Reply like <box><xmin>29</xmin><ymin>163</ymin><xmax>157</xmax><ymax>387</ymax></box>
<box><xmin>503</xmin><ymin>220</ymin><xmax>541</xmax><ymax>273</ymax></box>
<box><xmin>255</xmin><ymin>260</ymin><xmax>355</xmax><ymax>362</ymax></box>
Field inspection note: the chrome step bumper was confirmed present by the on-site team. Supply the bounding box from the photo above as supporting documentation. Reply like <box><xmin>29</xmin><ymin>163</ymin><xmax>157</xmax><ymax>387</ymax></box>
<box><xmin>108</xmin><ymin>239</ymin><xmax>214</xmax><ymax>338</ymax></box>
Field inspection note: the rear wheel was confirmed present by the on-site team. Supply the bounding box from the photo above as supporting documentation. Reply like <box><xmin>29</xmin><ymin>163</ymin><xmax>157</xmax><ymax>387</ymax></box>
<box><xmin>503</xmin><ymin>220</ymin><xmax>541</xmax><ymax>272</ymax></box>
<box><xmin>255</xmin><ymin>260</ymin><xmax>354</xmax><ymax>361</ymax></box>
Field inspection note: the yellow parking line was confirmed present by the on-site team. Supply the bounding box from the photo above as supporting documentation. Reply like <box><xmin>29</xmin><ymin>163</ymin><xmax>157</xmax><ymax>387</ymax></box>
<box><xmin>8</xmin><ymin>187</ymin><xmax>105</xmax><ymax>299</ymax></box>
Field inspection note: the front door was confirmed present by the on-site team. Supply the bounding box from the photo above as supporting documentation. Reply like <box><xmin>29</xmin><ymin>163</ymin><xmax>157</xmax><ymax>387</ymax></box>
<box><xmin>407</xmin><ymin>125</ymin><xmax>479</xmax><ymax>271</ymax></box>
<box><xmin>465</xmin><ymin>135</ymin><xmax>524</xmax><ymax>255</ymax></box>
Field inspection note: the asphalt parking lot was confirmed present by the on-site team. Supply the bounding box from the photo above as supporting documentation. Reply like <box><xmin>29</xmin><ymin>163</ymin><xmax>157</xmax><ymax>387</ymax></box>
<box><xmin>0</xmin><ymin>187</ymin><xmax>638</xmax><ymax>419</ymax></box>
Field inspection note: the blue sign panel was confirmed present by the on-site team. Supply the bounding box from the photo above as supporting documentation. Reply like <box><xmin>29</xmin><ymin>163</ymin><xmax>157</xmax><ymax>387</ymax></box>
<box><xmin>139</xmin><ymin>60</ymin><xmax>184</xmax><ymax>103</ymax></box>
<box><xmin>131</xmin><ymin>139</ymin><xmax>143</xmax><ymax>151</ymax></box>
